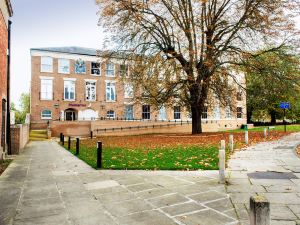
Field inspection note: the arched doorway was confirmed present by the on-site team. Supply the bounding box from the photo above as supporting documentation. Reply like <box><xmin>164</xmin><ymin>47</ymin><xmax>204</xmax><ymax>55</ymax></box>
<box><xmin>65</xmin><ymin>108</ymin><xmax>77</xmax><ymax>121</ymax></box>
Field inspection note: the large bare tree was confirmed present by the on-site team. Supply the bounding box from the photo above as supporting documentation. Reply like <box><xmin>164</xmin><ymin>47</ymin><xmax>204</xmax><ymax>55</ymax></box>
<box><xmin>96</xmin><ymin>0</ymin><xmax>299</xmax><ymax>134</ymax></box>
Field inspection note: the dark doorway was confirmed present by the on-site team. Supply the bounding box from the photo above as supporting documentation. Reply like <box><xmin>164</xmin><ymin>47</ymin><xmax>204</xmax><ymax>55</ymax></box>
<box><xmin>65</xmin><ymin>108</ymin><xmax>77</xmax><ymax>121</ymax></box>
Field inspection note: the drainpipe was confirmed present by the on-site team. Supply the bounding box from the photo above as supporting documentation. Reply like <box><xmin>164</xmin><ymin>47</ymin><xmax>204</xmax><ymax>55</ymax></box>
<box><xmin>6</xmin><ymin>20</ymin><xmax>12</xmax><ymax>155</ymax></box>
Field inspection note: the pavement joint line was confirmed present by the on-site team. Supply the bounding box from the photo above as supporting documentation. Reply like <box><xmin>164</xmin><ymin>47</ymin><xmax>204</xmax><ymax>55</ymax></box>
<box><xmin>186</xmin><ymin>189</ymin><xmax>219</xmax><ymax>197</ymax></box>
<box><xmin>159</xmin><ymin>199</ymin><xmax>194</xmax><ymax>209</ymax></box>
<box><xmin>134</xmin><ymin>187</ymin><xmax>163</xmax><ymax>194</ymax></box>
<box><xmin>169</xmin><ymin>208</ymin><xmax>209</xmax><ymax>218</ymax></box>
<box><xmin>124</xmin><ymin>182</ymin><xmax>145</xmax><ymax>187</ymax></box>
<box><xmin>201</xmin><ymin>196</ymin><xmax>231</xmax><ymax>205</ymax></box>
<box><xmin>142</xmin><ymin>192</ymin><xmax>178</xmax><ymax>200</ymax></box>
<box><xmin>120</xmin><ymin>176</ymin><xmax>186</xmax><ymax>225</ymax></box>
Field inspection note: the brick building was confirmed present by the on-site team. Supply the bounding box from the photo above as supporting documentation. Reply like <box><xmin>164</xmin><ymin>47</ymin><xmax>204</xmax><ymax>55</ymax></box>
<box><xmin>30</xmin><ymin>47</ymin><xmax>247</xmax><ymax>133</ymax></box>
<box><xmin>0</xmin><ymin>0</ymin><xmax>12</xmax><ymax>159</ymax></box>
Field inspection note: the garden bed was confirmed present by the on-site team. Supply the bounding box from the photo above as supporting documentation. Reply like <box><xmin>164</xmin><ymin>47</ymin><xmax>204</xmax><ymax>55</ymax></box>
<box><xmin>0</xmin><ymin>160</ymin><xmax>12</xmax><ymax>175</ymax></box>
<box><xmin>62</xmin><ymin>129</ymin><xmax>289</xmax><ymax>170</ymax></box>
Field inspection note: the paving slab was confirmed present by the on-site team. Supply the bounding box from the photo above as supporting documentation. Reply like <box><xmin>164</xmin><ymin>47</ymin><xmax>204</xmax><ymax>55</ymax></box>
<box><xmin>0</xmin><ymin>142</ymin><xmax>237</xmax><ymax>225</ymax></box>
<box><xmin>175</xmin><ymin>209</ymin><xmax>236</xmax><ymax>225</ymax></box>
<box><xmin>147</xmin><ymin>193</ymin><xmax>189</xmax><ymax>207</ymax></box>
<box><xmin>161</xmin><ymin>202</ymin><xmax>205</xmax><ymax>216</ymax></box>
<box><xmin>120</xmin><ymin>210</ymin><xmax>178</xmax><ymax>225</ymax></box>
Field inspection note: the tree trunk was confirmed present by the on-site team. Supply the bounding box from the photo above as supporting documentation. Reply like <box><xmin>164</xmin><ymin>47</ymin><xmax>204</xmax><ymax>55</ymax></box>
<box><xmin>270</xmin><ymin>110</ymin><xmax>276</xmax><ymax>124</ymax></box>
<box><xmin>247</xmin><ymin>107</ymin><xmax>253</xmax><ymax>124</ymax></box>
<box><xmin>191</xmin><ymin>106</ymin><xmax>202</xmax><ymax>134</ymax></box>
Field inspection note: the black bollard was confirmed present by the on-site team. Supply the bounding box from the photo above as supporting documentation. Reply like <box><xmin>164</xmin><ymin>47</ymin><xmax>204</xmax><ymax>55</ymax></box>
<box><xmin>76</xmin><ymin>138</ymin><xmax>79</xmax><ymax>155</ymax></box>
<box><xmin>68</xmin><ymin>136</ymin><xmax>71</xmax><ymax>150</ymax></box>
<box><xmin>97</xmin><ymin>142</ymin><xmax>102</xmax><ymax>168</ymax></box>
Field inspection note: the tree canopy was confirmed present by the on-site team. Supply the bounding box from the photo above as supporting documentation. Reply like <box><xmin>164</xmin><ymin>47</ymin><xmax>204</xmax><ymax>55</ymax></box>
<box><xmin>244</xmin><ymin>47</ymin><xmax>300</xmax><ymax>123</ymax></box>
<box><xmin>97</xmin><ymin>0</ymin><xmax>300</xmax><ymax>133</ymax></box>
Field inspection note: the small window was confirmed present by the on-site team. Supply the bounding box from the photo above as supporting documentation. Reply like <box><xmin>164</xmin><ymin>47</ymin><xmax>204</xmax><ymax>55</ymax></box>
<box><xmin>142</xmin><ymin>105</ymin><xmax>150</xmax><ymax>119</ymax></box>
<box><xmin>120</xmin><ymin>64</ymin><xmax>129</xmax><ymax>77</ymax></box>
<box><xmin>75</xmin><ymin>59</ymin><xmax>86</xmax><ymax>74</ymax></box>
<box><xmin>174</xmin><ymin>106</ymin><xmax>181</xmax><ymax>120</ymax></box>
<box><xmin>107</xmin><ymin>110</ymin><xmax>115</xmax><ymax>118</ymax></box>
<box><xmin>41</xmin><ymin>110</ymin><xmax>52</xmax><ymax>119</ymax></box>
<box><xmin>106</xmin><ymin>63</ymin><xmax>115</xmax><ymax>77</ymax></box>
<box><xmin>202</xmin><ymin>107</ymin><xmax>208</xmax><ymax>119</ymax></box>
<box><xmin>41</xmin><ymin>56</ymin><xmax>53</xmax><ymax>73</ymax></box>
<box><xmin>91</xmin><ymin>62</ymin><xmax>101</xmax><ymax>75</ymax></box>
<box><xmin>58</xmin><ymin>59</ymin><xmax>70</xmax><ymax>74</ymax></box>
<box><xmin>237</xmin><ymin>107</ymin><xmax>243</xmax><ymax>119</ymax></box>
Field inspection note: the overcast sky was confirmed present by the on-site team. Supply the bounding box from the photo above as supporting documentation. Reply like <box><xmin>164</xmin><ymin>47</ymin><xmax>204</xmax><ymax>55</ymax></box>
<box><xmin>10</xmin><ymin>0</ymin><xmax>104</xmax><ymax>107</ymax></box>
<box><xmin>9</xmin><ymin>0</ymin><xmax>300</xmax><ymax>108</ymax></box>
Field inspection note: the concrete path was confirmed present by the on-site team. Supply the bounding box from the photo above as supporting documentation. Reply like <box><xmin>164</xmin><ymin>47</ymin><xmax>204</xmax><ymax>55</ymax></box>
<box><xmin>227</xmin><ymin>132</ymin><xmax>300</xmax><ymax>225</ymax></box>
<box><xmin>0</xmin><ymin>141</ymin><xmax>238</xmax><ymax>225</ymax></box>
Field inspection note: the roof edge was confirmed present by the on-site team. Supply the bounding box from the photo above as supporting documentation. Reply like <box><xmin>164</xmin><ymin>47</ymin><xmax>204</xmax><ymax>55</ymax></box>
<box><xmin>5</xmin><ymin>0</ymin><xmax>13</xmax><ymax>17</ymax></box>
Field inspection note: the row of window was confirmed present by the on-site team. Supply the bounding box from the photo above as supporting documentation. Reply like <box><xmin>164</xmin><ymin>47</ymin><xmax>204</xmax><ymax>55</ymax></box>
<box><xmin>40</xmin><ymin>106</ymin><xmax>243</xmax><ymax>120</ymax></box>
<box><xmin>40</xmin><ymin>78</ymin><xmax>133</xmax><ymax>101</ymax></box>
<box><xmin>41</xmin><ymin>56</ymin><xmax>128</xmax><ymax>77</ymax></box>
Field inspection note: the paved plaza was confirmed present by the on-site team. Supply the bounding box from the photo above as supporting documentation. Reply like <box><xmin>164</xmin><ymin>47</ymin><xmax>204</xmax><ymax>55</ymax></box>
<box><xmin>0</xmin><ymin>133</ymin><xmax>300</xmax><ymax>225</ymax></box>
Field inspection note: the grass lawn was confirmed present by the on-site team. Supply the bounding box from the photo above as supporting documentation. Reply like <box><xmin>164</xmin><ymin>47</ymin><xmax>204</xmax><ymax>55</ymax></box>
<box><xmin>62</xmin><ymin>129</ymin><xmax>290</xmax><ymax>170</ymax></box>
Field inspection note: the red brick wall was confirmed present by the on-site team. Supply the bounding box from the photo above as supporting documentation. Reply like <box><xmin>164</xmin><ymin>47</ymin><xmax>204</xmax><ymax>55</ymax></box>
<box><xmin>0</xmin><ymin>12</ymin><xmax>8</xmax><ymax>158</ymax></box>
<box><xmin>10</xmin><ymin>124</ymin><xmax>29</xmax><ymax>155</ymax></box>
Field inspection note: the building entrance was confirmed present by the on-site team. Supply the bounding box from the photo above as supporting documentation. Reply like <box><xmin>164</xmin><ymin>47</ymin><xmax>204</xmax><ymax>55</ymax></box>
<box><xmin>65</xmin><ymin>108</ymin><xmax>77</xmax><ymax>121</ymax></box>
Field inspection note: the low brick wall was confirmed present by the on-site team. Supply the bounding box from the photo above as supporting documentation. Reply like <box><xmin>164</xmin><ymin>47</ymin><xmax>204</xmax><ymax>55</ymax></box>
<box><xmin>10</xmin><ymin>124</ymin><xmax>30</xmax><ymax>154</ymax></box>
<box><xmin>51</xmin><ymin>121</ymin><xmax>91</xmax><ymax>137</ymax></box>
<box><xmin>50</xmin><ymin>119</ymin><xmax>246</xmax><ymax>137</ymax></box>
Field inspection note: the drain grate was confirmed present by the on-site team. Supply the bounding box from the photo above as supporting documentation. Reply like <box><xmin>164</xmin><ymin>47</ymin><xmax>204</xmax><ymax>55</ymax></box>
<box><xmin>247</xmin><ymin>172</ymin><xmax>298</xmax><ymax>180</ymax></box>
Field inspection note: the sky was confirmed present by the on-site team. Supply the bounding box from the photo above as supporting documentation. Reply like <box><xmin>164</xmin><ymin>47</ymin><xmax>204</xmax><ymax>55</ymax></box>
<box><xmin>10</xmin><ymin>0</ymin><xmax>104</xmax><ymax>108</ymax></box>
<box><xmin>9</xmin><ymin>0</ymin><xmax>300</xmax><ymax>108</ymax></box>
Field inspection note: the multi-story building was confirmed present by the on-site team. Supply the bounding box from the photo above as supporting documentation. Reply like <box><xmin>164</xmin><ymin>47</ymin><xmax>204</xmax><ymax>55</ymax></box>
<box><xmin>30</xmin><ymin>47</ymin><xmax>247</xmax><ymax>132</ymax></box>
<box><xmin>0</xmin><ymin>0</ymin><xmax>13</xmax><ymax>159</ymax></box>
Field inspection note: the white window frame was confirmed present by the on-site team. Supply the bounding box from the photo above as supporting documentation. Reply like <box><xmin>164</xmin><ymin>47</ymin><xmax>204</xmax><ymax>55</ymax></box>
<box><xmin>85</xmin><ymin>80</ymin><xmax>97</xmax><ymax>101</ymax></box>
<box><xmin>237</xmin><ymin>107</ymin><xmax>243</xmax><ymax>119</ymax></box>
<box><xmin>124</xmin><ymin>83</ymin><xmax>134</xmax><ymax>99</ymax></box>
<box><xmin>106</xmin><ymin>81</ymin><xmax>116</xmax><ymax>102</ymax></box>
<box><xmin>41</xmin><ymin>109</ymin><xmax>52</xmax><ymax>120</ymax></box>
<box><xmin>91</xmin><ymin>62</ymin><xmax>101</xmax><ymax>76</ymax></box>
<box><xmin>106</xmin><ymin>62</ymin><xmax>115</xmax><ymax>77</ymax></box>
<box><xmin>202</xmin><ymin>106</ymin><xmax>208</xmax><ymax>119</ymax></box>
<box><xmin>142</xmin><ymin>105</ymin><xmax>151</xmax><ymax>120</ymax></box>
<box><xmin>40</xmin><ymin>77</ymin><xmax>53</xmax><ymax>100</ymax></box>
<box><xmin>58</xmin><ymin>58</ymin><xmax>70</xmax><ymax>74</ymax></box>
<box><xmin>106</xmin><ymin>110</ymin><xmax>115</xmax><ymax>118</ymax></box>
<box><xmin>225</xmin><ymin>106</ymin><xmax>232</xmax><ymax>119</ymax></box>
<box><xmin>174</xmin><ymin>106</ymin><xmax>181</xmax><ymax>120</ymax></box>
<box><xmin>64</xmin><ymin>79</ymin><xmax>76</xmax><ymax>101</ymax></box>
<box><xmin>41</xmin><ymin>56</ymin><xmax>53</xmax><ymax>73</ymax></box>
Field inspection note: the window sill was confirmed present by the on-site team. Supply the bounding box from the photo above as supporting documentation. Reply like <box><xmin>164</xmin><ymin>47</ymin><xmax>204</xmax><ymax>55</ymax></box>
<box><xmin>86</xmin><ymin>100</ymin><xmax>97</xmax><ymax>102</ymax></box>
<box><xmin>106</xmin><ymin>100</ymin><xmax>116</xmax><ymax>103</ymax></box>
<box><xmin>91</xmin><ymin>74</ymin><xmax>101</xmax><ymax>77</ymax></box>
<box><xmin>40</xmin><ymin>99</ymin><xmax>53</xmax><ymax>101</ymax></box>
<box><xmin>64</xmin><ymin>99</ymin><xmax>76</xmax><ymax>102</ymax></box>
<box><xmin>41</xmin><ymin>118</ymin><xmax>52</xmax><ymax>120</ymax></box>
